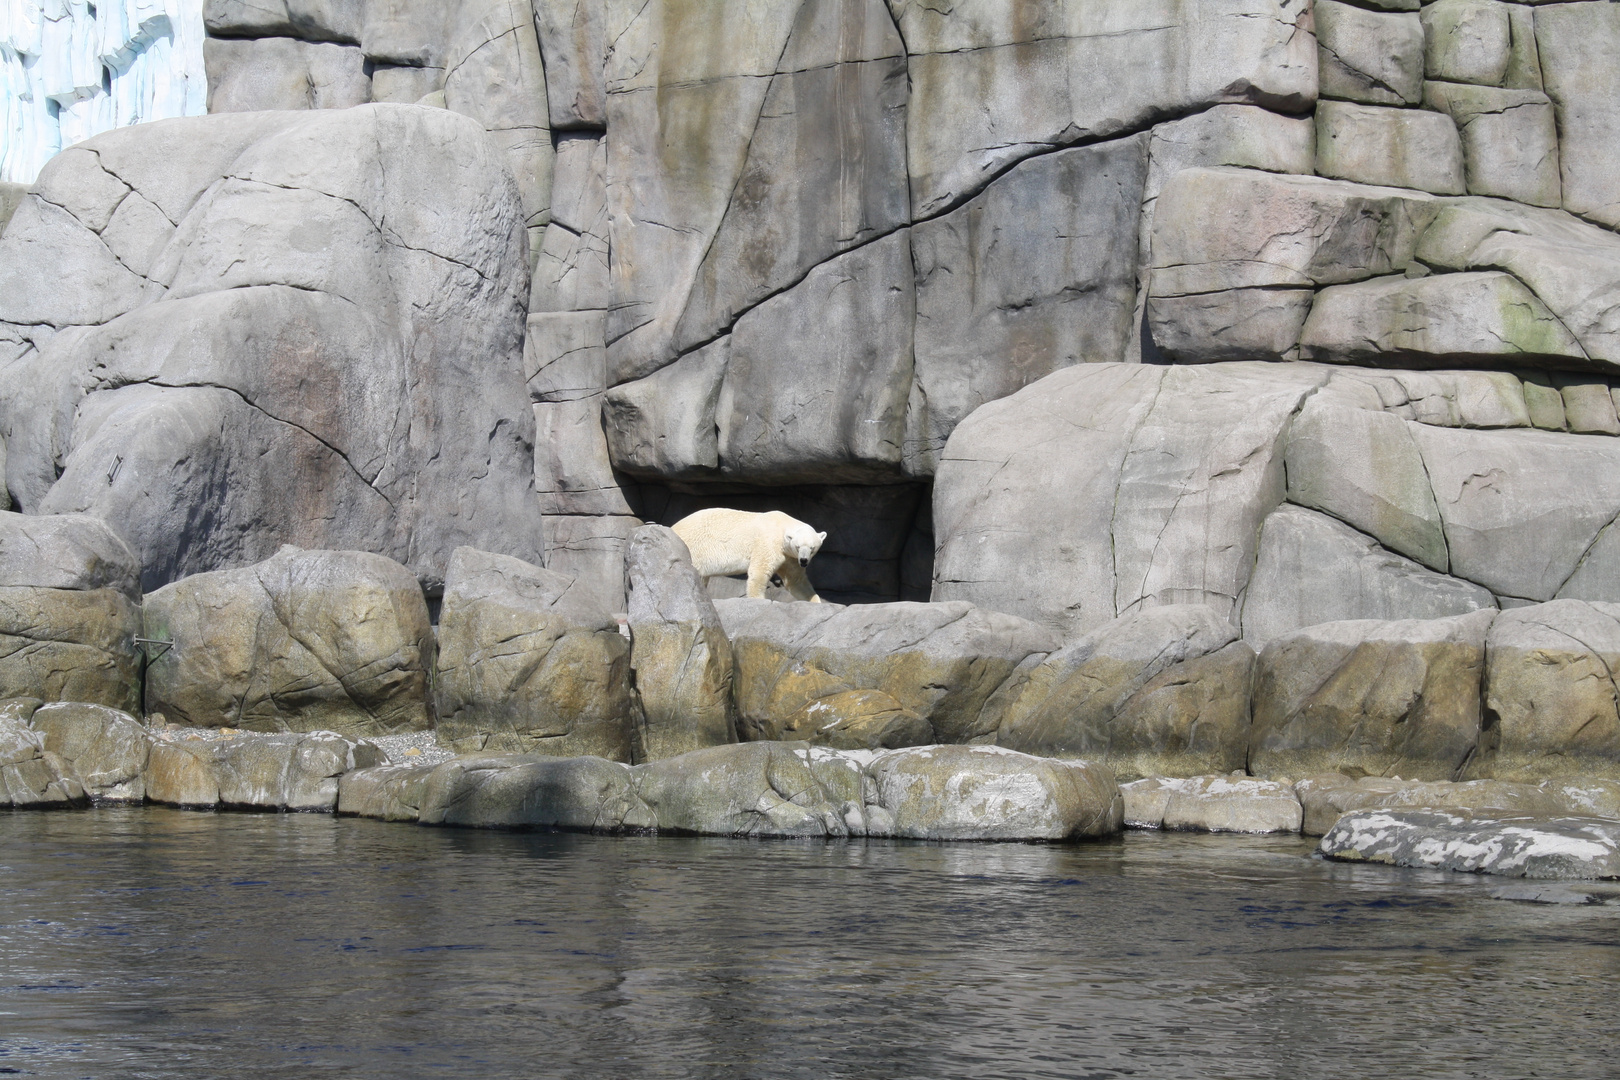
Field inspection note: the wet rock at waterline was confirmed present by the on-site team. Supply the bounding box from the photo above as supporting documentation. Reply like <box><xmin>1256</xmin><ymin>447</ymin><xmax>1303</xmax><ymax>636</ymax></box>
<box><xmin>1474</xmin><ymin>601</ymin><xmax>1620</xmax><ymax>782</ymax></box>
<box><xmin>1248</xmin><ymin>611</ymin><xmax>1494</xmax><ymax>783</ymax></box>
<box><xmin>0</xmin><ymin>702</ymin><xmax>87</xmax><ymax>810</ymax></box>
<box><xmin>409</xmin><ymin>741</ymin><xmax>1122</xmax><ymax>842</ymax></box>
<box><xmin>1320</xmin><ymin>811</ymin><xmax>1620</xmax><ymax>880</ymax></box>
<box><xmin>862</xmin><ymin>746</ymin><xmax>1123</xmax><ymax>842</ymax></box>
<box><xmin>1121</xmin><ymin>775</ymin><xmax>1303</xmax><ymax>834</ymax></box>
<box><xmin>145</xmin><ymin>729</ymin><xmax>385</xmax><ymax>812</ymax></box>
<box><xmin>28</xmin><ymin>702</ymin><xmax>152</xmax><ymax>803</ymax></box>
<box><xmin>1293</xmin><ymin>774</ymin><xmax>1569</xmax><ymax>838</ymax></box>
<box><xmin>142</xmin><ymin>546</ymin><xmax>434</xmax><ymax>738</ymax></box>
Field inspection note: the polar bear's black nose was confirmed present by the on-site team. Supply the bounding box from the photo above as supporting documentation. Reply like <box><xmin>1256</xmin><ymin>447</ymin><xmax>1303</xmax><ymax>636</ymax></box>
<box><xmin>799</xmin><ymin>557</ymin><xmax>809</xmax><ymax>566</ymax></box>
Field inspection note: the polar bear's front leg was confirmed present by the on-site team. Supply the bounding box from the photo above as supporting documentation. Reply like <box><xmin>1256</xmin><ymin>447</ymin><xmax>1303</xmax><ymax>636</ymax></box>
<box><xmin>745</xmin><ymin>560</ymin><xmax>774</xmax><ymax>599</ymax></box>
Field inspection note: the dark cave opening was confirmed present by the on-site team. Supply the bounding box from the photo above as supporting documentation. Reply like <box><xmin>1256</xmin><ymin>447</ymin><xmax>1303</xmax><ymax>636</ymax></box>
<box><xmin>630</xmin><ymin>481</ymin><xmax>933</xmax><ymax>606</ymax></box>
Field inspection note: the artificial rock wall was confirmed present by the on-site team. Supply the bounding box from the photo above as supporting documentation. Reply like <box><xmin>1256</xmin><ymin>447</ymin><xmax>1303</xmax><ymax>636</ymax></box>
<box><xmin>6</xmin><ymin>0</ymin><xmax>1620</xmax><ymax>635</ymax></box>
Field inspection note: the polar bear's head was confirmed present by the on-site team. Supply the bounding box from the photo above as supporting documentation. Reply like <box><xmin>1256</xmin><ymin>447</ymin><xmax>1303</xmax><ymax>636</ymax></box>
<box><xmin>783</xmin><ymin>522</ymin><xmax>827</xmax><ymax>567</ymax></box>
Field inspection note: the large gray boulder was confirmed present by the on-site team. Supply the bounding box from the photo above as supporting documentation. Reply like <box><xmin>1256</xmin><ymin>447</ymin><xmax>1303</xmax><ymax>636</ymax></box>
<box><xmin>0</xmin><ymin>512</ymin><xmax>142</xmax><ymax>596</ymax></box>
<box><xmin>203</xmin><ymin>0</ymin><xmax>366</xmax><ymax>42</ymax></box>
<box><xmin>1315</xmin><ymin>1</ymin><xmax>1424</xmax><ymax>107</ymax></box>
<box><xmin>670</xmin><ymin>1</ymin><xmax>908</xmax><ymax>358</ymax></box>
<box><xmin>1313</xmin><ymin>100</ymin><xmax>1465</xmax><ymax>195</ymax></box>
<box><xmin>434</xmin><ymin>547</ymin><xmax>635</xmax><ymax>761</ymax></box>
<box><xmin>603</xmin><ymin>0</ymin><xmax>866</xmax><ymax>382</ymax></box>
<box><xmin>541</xmin><ymin>514</ymin><xmax>641</xmax><ymax>615</ymax></box>
<box><xmin>534</xmin><ymin>0</ymin><xmax>606</xmax><ymax>128</ymax></box>
<box><xmin>1146</xmin><ymin>168</ymin><xmax>1438</xmax><ymax>365</ymax></box>
<box><xmin>143</xmin><ymin>546</ymin><xmax>434</xmax><ymax>737</ymax></box>
<box><xmin>1423</xmin><ymin>82</ymin><xmax>1562</xmax><ymax>208</ymax></box>
<box><xmin>994</xmin><ymin>606</ymin><xmax>1255</xmax><ymax>780</ymax></box>
<box><xmin>1415</xmin><ymin>199</ymin><xmax>1620</xmax><ymax>369</ymax></box>
<box><xmin>0</xmin><ymin>512</ymin><xmax>143</xmax><ymax>714</ymax></box>
<box><xmin>632</xmin><ymin>742</ymin><xmax>853</xmax><ymax>838</ymax></box>
<box><xmin>602</xmin><ymin>341</ymin><xmax>727</xmax><ymax>479</ymax></box>
<box><xmin>716</xmin><ymin>597</ymin><xmax>1058</xmax><ymax>746</ymax></box>
<box><xmin>205</xmin><ymin>37</ymin><xmax>370</xmax><ymax>112</ymax></box>
<box><xmin>0</xmin><ymin>701</ymin><xmax>87</xmax><ymax>809</ymax></box>
<box><xmin>1321</xmin><ymin>810</ymin><xmax>1620</xmax><ymax>880</ymax></box>
<box><xmin>1420</xmin><ymin>0</ymin><xmax>1511</xmax><ymax>88</ymax></box>
<box><xmin>416</xmin><ymin>752</ymin><xmax>647</xmax><ymax>831</ymax></box>
<box><xmin>1249</xmin><ymin>611</ymin><xmax>1495</xmax><ymax>783</ymax></box>
<box><xmin>714</xmin><ymin>232</ymin><xmax>914</xmax><ymax>483</ymax></box>
<box><xmin>1281</xmin><ymin>380</ymin><xmax>1448</xmax><ymax>570</ymax></box>
<box><xmin>934</xmin><ymin>359</ymin><xmax>1620</xmax><ymax>650</ymax></box>
<box><xmin>623</xmin><ymin>526</ymin><xmax>737</xmax><ymax>761</ymax></box>
<box><xmin>530</xmin><ymin>133</ymin><xmax>609</xmax><ymax>313</ymax></box>
<box><xmin>1476</xmin><ymin>601</ymin><xmax>1620</xmax><ymax>781</ymax></box>
<box><xmin>29</xmin><ymin>702</ymin><xmax>152</xmax><ymax>803</ymax></box>
<box><xmin>0</xmin><ymin>105</ymin><xmax>544</xmax><ymax>594</ymax></box>
<box><xmin>935</xmin><ymin>362</ymin><xmax>1327</xmax><ymax>639</ymax></box>
<box><xmin>336</xmin><ymin>763</ymin><xmax>435</xmax><ymax>822</ymax></box>
<box><xmin>1410</xmin><ymin>425</ymin><xmax>1620</xmax><ymax>602</ymax></box>
<box><xmin>1299</xmin><ymin>272</ymin><xmax>1585</xmax><ymax>370</ymax></box>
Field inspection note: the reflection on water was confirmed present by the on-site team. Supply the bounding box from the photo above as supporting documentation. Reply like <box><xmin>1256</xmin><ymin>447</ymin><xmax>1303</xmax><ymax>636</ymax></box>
<box><xmin>1</xmin><ymin>808</ymin><xmax>1616</xmax><ymax>1079</ymax></box>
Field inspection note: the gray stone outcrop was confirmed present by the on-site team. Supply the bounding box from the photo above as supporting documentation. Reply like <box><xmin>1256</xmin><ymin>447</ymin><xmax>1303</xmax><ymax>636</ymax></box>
<box><xmin>623</xmin><ymin>526</ymin><xmax>737</xmax><ymax>761</ymax></box>
<box><xmin>0</xmin><ymin>699</ymin><xmax>87</xmax><ymax>809</ymax></box>
<box><xmin>715</xmin><ymin>597</ymin><xmax>1058</xmax><ymax>747</ymax></box>
<box><xmin>1294</xmin><ymin>774</ymin><xmax>1569</xmax><ymax>837</ymax></box>
<box><xmin>0</xmin><ymin>512</ymin><xmax>142</xmax><ymax>713</ymax></box>
<box><xmin>29</xmin><ymin>702</ymin><xmax>152</xmax><ymax>803</ymax></box>
<box><xmin>1249</xmin><ymin>611</ymin><xmax>1495</xmax><ymax>782</ymax></box>
<box><xmin>993</xmin><ymin>606</ymin><xmax>1255</xmax><ymax>780</ymax></box>
<box><xmin>934</xmin><ymin>359</ymin><xmax>1620</xmax><ymax>650</ymax></box>
<box><xmin>143</xmin><ymin>546</ymin><xmax>434</xmax><ymax>737</ymax></box>
<box><xmin>1475</xmin><ymin>601</ymin><xmax>1620</xmax><ymax>781</ymax></box>
<box><xmin>434</xmin><ymin>547</ymin><xmax>636</xmax><ymax>761</ymax></box>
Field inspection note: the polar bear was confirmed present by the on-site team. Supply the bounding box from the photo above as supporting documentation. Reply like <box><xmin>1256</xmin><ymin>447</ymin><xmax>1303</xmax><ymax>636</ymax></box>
<box><xmin>671</xmin><ymin>508</ymin><xmax>827</xmax><ymax>602</ymax></box>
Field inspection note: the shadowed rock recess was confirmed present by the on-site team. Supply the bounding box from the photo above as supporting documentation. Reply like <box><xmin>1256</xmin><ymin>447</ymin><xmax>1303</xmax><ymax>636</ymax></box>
<box><xmin>7</xmin><ymin>0</ymin><xmax>1620</xmax><ymax>866</ymax></box>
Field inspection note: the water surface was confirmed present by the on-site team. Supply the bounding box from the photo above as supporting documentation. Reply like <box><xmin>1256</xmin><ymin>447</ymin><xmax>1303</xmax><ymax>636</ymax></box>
<box><xmin>1</xmin><ymin>808</ymin><xmax>1615</xmax><ymax>1079</ymax></box>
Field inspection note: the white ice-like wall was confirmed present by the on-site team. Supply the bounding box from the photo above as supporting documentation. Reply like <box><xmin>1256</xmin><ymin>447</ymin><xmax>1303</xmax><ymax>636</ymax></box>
<box><xmin>1</xmin><ymin>0</ymin><xmax>205</xmax><ymax>183</ymax></box>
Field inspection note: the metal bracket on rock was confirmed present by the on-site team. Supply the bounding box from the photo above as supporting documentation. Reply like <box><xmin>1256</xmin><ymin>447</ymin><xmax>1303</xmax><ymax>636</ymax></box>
<box><xmin>134</xmin><ymin>637</ymin><xmax>174</xmax><ymax>661</ymax></box>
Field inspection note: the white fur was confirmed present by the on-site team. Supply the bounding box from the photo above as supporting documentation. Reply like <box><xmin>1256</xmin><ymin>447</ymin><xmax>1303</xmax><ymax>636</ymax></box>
<box><xmin>671</xmin><ymin>508</ymin><xmax>827</xmax><ymax>602</ymax></box>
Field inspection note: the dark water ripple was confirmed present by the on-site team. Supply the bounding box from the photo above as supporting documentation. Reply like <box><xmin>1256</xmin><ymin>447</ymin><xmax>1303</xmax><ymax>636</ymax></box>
<box><xmin>0</xmin><ymin>807</ymin><xmax>1616</xmax><ymax>1079</ymax></box>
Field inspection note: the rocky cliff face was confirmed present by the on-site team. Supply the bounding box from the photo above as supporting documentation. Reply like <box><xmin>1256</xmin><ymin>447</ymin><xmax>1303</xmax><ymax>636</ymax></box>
<box><xmin>44</xmin><ymin>0</ymin><xmax>1599</xmax><ymax>616</ymax></box>
<box><xmin>7</xmin><ymin>0</ymin><xmax>1620</xmax><ymax>788</ymax></box>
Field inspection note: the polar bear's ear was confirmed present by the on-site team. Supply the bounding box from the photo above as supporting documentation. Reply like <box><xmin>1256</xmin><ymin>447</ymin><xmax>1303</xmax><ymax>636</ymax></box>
<box><xmin>817</xmin><ymin>531</ymin><xmax>827</xmax><ymax>543</ymax></box>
